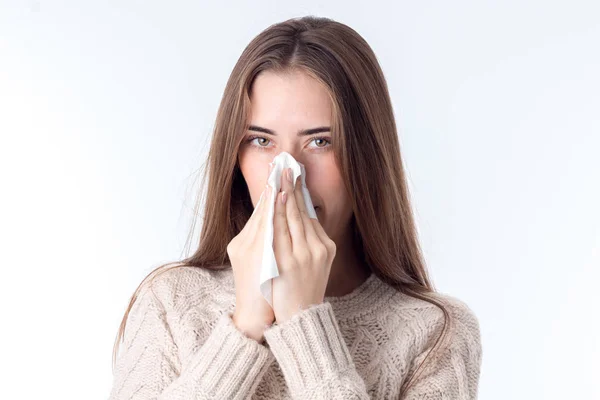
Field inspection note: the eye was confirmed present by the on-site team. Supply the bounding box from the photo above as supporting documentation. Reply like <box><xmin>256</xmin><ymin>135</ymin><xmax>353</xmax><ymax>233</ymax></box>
<box><xmin>309</xmin><ymin>137</ymin><xmax>331</xmax><ymax>148</ymax></box>
<box><xmin>244</xmin><ymin>135</ymin><xmax>332</xmax><ymax>152</ymax></box>
<box><xmin>246</xmin><ymin>136</ymin><xmax>272</xmax><ymax>151</ymax></box>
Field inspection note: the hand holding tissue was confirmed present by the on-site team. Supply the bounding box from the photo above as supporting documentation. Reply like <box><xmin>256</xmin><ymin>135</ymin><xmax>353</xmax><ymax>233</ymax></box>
<box><xmin>254</xmin><ymin>152</ymin><xmax>336</xmax><ymax>324</ymax></box>
<box><xmin>257</xmin><ymin>152</ymin><xmax>320</xmax><ymax>310</ymax></box>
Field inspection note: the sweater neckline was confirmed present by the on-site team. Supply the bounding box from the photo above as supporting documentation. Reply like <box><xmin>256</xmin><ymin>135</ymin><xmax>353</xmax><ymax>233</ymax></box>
<box><xmin>323</xmin><ymin>271</ymin><xmax>394</xmax><ymax>320</ymax></box>
<box><xmin>324</xmin><ymin>271</ymin><xmax>377</xmax><ymax>303</ymax></box>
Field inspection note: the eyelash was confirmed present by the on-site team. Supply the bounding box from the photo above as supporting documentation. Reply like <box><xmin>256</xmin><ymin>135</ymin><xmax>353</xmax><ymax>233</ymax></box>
<box><xmin>245</xmin><ymin>135</ymin><xmax>332</xmax><ymax>152</ymax></box>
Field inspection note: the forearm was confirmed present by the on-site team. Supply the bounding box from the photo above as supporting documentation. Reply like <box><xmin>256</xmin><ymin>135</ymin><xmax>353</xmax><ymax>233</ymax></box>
<box><xmin>264</xmin><ymin>302</ymin><xmax>370</xmax><ymax>399</ymax></box>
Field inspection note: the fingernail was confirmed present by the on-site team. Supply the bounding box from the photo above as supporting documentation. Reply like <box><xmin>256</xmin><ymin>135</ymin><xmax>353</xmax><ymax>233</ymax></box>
<box><xmin>281</xmin><ymin>191</ymin><xmax>287</xmax><ymax>204</ymax></box>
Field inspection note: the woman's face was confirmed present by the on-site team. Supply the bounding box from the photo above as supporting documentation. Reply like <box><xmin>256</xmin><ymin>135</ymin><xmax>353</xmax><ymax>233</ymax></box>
<box><xmin>237</xmin><ymin>69</ymin><xmax>353</xmax><ymax>243</ymax></box>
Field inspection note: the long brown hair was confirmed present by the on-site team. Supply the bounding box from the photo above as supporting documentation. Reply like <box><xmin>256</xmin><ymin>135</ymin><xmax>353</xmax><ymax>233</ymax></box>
<box><xmin>112</xmin><ymin>15</ymin><xmax>453</xmax><ymax>397</ymax></box>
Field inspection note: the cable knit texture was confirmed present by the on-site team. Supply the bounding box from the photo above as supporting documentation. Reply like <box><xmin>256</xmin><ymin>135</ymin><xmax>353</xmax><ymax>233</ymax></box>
<box><xmin>108</xmin><ymin>266</ymin><xmax>482</xmax><ymax>399</ymax></box>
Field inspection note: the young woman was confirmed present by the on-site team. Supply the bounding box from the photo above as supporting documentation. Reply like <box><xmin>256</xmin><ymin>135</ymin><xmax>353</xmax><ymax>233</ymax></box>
<box><xmin>109</xmin><ymin>16</ymin><xmax>482</xmax><ymax>400</ymax></box>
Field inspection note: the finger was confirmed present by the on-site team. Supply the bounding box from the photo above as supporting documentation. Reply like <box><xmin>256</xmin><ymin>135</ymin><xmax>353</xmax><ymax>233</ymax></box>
<box><xmin>247</xmin><ymin>162</ymin><xmax>274</xmax><ymax>231</ymax></box>
<box><xmin>292</xmin><ymin>174</ymin><xmax>319</xmax><ymax>244</ymax></box>
<box><xmin>311</xmin><ymin>216</ymin><xmax>334</xmax><ymax>253</ymax></box>
<box><xmin>246</xmin><ymin>183</ymin><xmax>271</xmax><ymax>235</ymax></box>
<box><xmin>258</xmin><ymin>161</ymin><xmax>276</xmax><ymax>226</ymax></box>
<box><xmin>281</xmin><ymin>168</ymin><xmax>307</xmax><ymax>252</ymax></box>
<box><xmin>254</xmin><ymin>162</ymin><xmax>273</xmax><ymax>208</ymax></box>
<box><xmin>273</xmin><ymin>186</ymin><xmax>292</xmax><ymax>260</ymax></box>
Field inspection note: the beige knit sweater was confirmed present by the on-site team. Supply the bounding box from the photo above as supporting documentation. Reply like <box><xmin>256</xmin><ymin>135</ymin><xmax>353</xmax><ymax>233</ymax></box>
<box><xmin>108</xmin><ymin>266</ymin><xmax>482</xmax><ymax>399</ymax></box>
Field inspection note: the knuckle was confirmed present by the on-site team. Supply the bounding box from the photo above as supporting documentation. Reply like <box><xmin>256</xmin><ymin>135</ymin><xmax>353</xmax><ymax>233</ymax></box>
<box><xmin>323</xmin><ymin>239</ymin><xmax>336</xmax><ymax>255</ymax></box>
<box><xmin>327</xmin><ymin>238</ymin><xmax>336</xmax><ymax>249</ymax></box>
<box><xmin>298</xmin><ymin>252</ymin><xmax>311</xmax><ymax>266</ymax></box>
<box><xmin>227</xmin><ymin>246</ymin><xmax>237</xmax><ymax>258</ymax></box>
<box><xmin>313</xmin><ymin>244</ymin><xmax>328</xmax><ymax>261</ymax></box>
<box><xmin>226</xmin><ymin>239</ymin><xmax>237</xmax><ymax>254</ymax></box>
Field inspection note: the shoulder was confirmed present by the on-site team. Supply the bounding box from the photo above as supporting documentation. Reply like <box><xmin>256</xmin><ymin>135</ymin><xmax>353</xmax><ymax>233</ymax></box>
<box><xmin>421</xmin><ymin>291</ymin><xmax>480</xmax><ymax>336</ymax></box>
<box><xmin>378</xmin><ymin>291</ymin><xmax>482</xmax><ymax>397</ymax></box>
<box><xmin>433</xmin><ymin>292</ymin><xmax>481</xmax><ymax>358</ymax></box>
<box><xmin>387</xmin><ymin>289</ymin><xmax>481</xmax><ymax>357</ymax></box>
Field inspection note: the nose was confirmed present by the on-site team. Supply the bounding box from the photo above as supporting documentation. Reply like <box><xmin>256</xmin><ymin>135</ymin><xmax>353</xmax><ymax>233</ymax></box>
<box><xmin>275</xmin><ymin>150</ymin><xmax>307</xmax><ymax>167</ymax></box>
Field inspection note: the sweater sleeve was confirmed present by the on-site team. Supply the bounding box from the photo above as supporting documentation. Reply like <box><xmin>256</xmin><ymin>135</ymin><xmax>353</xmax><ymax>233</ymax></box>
<box><xmin>263</xmin><ymin>301</ymin><xmax>371</xmax><ymax>399</ymax></box>
<box><xmin>108</xmin><ymin>284</ymin><xmax>275</xmax><ymax>400</ymax></box>
<box><xmin>401</xmin><ymin>300</ymin><xmax>483</xmax><ymax>400</ymax></box>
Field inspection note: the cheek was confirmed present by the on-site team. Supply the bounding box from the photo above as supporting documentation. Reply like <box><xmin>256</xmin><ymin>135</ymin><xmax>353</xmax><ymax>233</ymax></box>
<box><xmin>306</xmin><ymin>159</ymin><xmax>347</xmax><ymax>206</ymax></box>
<box><xmin>318</xmin><ymin>175</ymin><xmax>346</xmax><ymax>207</ymax></box>
<box><xmin>238</xmin><ymin>153</ymin><xmax>268</xmax><ymax>207</ymax></box>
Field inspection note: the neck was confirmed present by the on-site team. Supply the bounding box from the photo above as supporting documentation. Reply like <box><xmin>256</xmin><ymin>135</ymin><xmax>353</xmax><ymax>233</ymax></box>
<box><xmin>325</xmin><ymin>223</ymin><xmax>371</xmax><ymax>297</ymax></box>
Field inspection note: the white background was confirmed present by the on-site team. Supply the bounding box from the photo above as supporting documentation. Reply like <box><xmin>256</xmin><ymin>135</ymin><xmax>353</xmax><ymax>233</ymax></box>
<box><xmin>1</xmin><ymin>1</ymin><xmax>598</xmax><ymax>399</ymax></box>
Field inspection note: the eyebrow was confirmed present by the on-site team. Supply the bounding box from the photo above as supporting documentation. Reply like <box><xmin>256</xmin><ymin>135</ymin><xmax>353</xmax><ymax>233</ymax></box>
<box><xmin>247</xmin><ymin>125</ymin><xmax>331</xmax><ymax>136</ymax></box>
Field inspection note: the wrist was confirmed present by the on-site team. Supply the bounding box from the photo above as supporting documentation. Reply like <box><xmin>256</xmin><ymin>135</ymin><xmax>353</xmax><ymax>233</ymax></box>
<box><xmin>231</xmin><ymin>312</ymin><xmax>269</xmax><ymax>343</ymax></box>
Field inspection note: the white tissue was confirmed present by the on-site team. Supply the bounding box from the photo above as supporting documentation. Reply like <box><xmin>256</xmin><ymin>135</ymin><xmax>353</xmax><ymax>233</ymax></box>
<box><xmin>255</xmin><ymin>152</ymin><xmax>318</xmax><ymax>308</ymax></box>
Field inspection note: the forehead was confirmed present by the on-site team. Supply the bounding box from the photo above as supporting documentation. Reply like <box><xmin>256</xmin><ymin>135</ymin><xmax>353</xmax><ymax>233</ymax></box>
<box><xmin>248</xmin><ymin>70</ymin><xmax>332</xmax><ymax>126</ymax></box>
